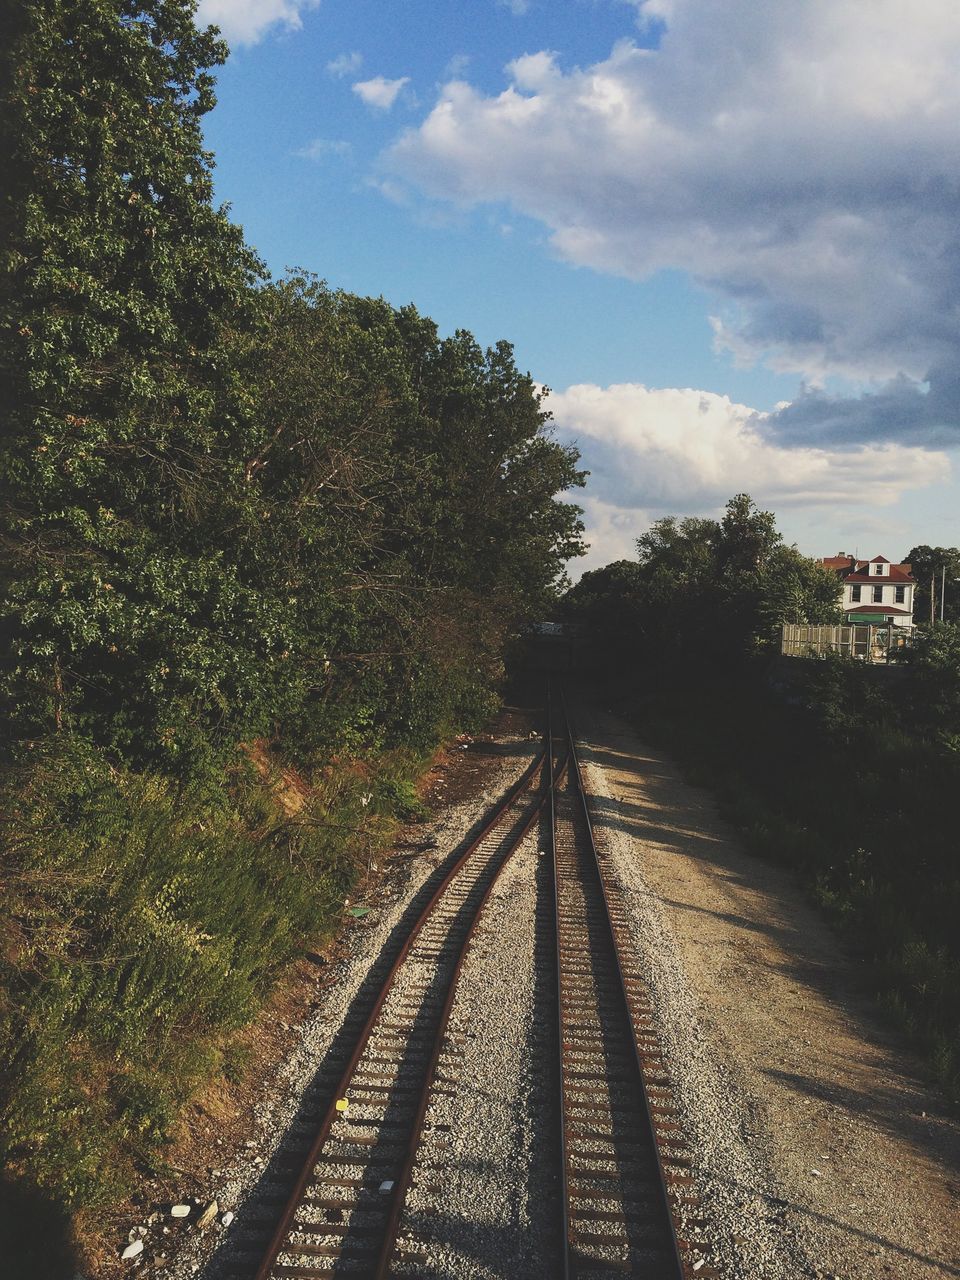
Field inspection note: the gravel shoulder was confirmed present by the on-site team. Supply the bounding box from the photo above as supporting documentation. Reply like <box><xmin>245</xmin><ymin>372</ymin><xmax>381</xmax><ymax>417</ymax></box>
<box><xmin>571</xmin><ymin>692</ymin><xmax>960</xmax><ymax>1280</ymax></box>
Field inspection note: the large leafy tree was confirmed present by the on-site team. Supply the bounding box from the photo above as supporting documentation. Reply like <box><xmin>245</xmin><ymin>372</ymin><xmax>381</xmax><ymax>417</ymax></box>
<box><xmin>565</xmin><ymin>494</ymin><xmax>839</xmax><ymax>669</ymax></box>
<box><xmin>905</xmin><ymin>545</ymin><xmax>960</xmax><ymax>626</ymax></box>
<box><xmin>235</xmin><ymin>278</ymin><xmax>586</xmax><ymax>753</ymax></box>
<box><xmin>1</xmin><ymin>0</ymin><xmax>267</xmax><ymax>763</ymax></box>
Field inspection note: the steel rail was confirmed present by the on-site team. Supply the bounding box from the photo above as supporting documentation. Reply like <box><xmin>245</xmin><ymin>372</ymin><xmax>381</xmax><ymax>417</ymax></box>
<box><xmin>253</xmin><ymin>743</ymin><xmax>548</xmax><ymax>1280</ymax></box>
<box><xmin>549</xmin><ymin>682</ymin><xmax>574</xmax><ymax>1280</ymax></box>
<box><xmin>371</xmin><ymin>739</ymin><xmax>570</xmax><ymax>1278</ymax></box>
<box><xmin>553</xmin><ymin>688</ymin><xmax>687</xmax><ymax>1279</ymax></box>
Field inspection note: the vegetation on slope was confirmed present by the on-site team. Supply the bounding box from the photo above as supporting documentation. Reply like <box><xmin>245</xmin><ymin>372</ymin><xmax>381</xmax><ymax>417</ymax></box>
<box><xmin>0</xmin><ymin>0</ymin><xmax>585</xmax><ymax>1246</ymax></box>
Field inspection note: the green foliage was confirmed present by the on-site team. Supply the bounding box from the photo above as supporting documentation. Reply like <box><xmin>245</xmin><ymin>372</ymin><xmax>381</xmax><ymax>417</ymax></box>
<box><xmin>0</xmin><ymin>0</ymin><xmax>586</xmax><ymax>1238</ymax></box>
<box><xmin>564</xmin><ymin>494</ymin><xmax>840</xmax><ymax>668</ymax></box>
<box><xmin>0</xmin><ymin>735</ymin><xmax>401</xmax><ymax>1206</ymax></box>
<box><xmin>902</xmin><ymin>621</ymin><xmax>960</xmax><ymax>752</ymax></box>
<box><xmin>906</xmin><ymin>544</ymin><xmax>960</xmax><ymax>625</ymax></box>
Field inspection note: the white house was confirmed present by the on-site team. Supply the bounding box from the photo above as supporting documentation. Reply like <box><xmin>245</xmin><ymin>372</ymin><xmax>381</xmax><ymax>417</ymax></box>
<box><xmin>820</xmin><ymin>554</ymin><xmax>915</xmax><ymax>628</ymax></box>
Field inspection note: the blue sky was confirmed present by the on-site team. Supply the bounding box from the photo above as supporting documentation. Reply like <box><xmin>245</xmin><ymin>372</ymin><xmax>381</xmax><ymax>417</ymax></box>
<box><xmin>196</xmin><ymin>0</ymin><xmax>960</xmax><ymax>574</ymax></box>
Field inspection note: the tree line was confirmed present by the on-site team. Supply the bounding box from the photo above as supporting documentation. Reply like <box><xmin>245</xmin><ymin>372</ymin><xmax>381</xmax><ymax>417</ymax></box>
<box><xmin>0</xmin><ymin>0</ymin><xmax>583</xmax><ymax>1249</ymax></box>
<box><xmin>563</xmin><ymin>493</ymin><xmax>842</xmax><ymax>669</ymax></box>
<box><xmin>1</xmin><ymin>0</ymin><xmax>584</xmax><ymax>772</ymax></box>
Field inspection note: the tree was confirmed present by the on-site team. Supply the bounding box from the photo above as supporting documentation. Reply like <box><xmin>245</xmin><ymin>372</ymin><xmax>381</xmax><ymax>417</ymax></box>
<box><xmin>757</xmin><ymin>545</ymin><xmax>842</xmax><ymax>632</ymax></box>
<box><xmin>564</xmin><ymin>494</ymin><xmax>840</xmax><ymax>670</ymax></box>
<box><xmin>905</xmin><ymin>546</ymin><xmax>960</xmax><ymax>626</ymax></box>
<box><xmin>1</xmin><ymin>0</ymin><xmax>267</xmax><ymax>762</ymax></box>
<box><xmin>903</xmin><ymin>622</ymin><xmax>960</xmax><ymax>753</ymax></box>
<box><xmin>717</xmin><ymin>492</ymin><xmax>781</xmax><ymax>574</ymax></box>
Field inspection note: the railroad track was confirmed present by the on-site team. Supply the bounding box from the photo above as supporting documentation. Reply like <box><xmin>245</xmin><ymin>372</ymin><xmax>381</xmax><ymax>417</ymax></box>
<box><xmin>222</xmin><ymin>693</ymin><xmax>708</xmax><ymax>1280</ymax></box>
<box><xmin>240</xmin><ymin>736</ymin><xmax>565</xmax><ymax>1280</ymax></box>
<box><xmin>549</xmin><ymin>692</ymin><xmax>708</xmax><ymax>1279</ymax></box>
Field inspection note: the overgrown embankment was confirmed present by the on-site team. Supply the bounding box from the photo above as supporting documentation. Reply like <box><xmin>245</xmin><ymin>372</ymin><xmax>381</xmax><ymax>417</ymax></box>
<box><xmin>0</xmin><ymin>738</ymin><xmax>428</xmax><ymax>1217</ymax></box>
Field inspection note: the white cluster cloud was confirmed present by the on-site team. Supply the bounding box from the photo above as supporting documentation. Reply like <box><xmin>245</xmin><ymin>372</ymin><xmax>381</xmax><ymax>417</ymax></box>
<box><xmin>195</xmin><ymin>0</ymin><xmax>317</xmax><ymax>45</ymax></box>
<box><xmin>295</xmin><ymin>138</ymin><xmax>351</xmax><ymax>161</ymax></box>
<box><xmin>327</xmin><ymin>51</ymin><xmax>363</xmax><ymax>78</ymax></box>
<box><xmin>547</xmin><ymin>382</ymin><xmax>949</xmax><ymax>568</ymax></box>
<box><xmin>353</xmin><ymin>76</ymin><xmax>410</xmax><ymax>111</ymax></box>
<box><xmin>388</xmin><ymin>1</ymin><xmax>960</xmax><ymax>443</ymax></box>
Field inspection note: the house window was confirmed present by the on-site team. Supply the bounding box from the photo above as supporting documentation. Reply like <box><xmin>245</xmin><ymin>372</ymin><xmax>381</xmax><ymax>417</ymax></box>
<box><xmin>851</xmin><ymin>585</ymin><xmax>862</xmax><ymax>602</ymax></box>
<box><xmin>874</xmin><ymin>562</ymin><xmax>883</xmax><ymax>574</ymax></box>
<box><xmin>895</xmin><ymin>585</ymin><xmax>905</xmax><ymax>603</ymax></box>
<box><xmin>873</xmin><ymin>585</ymin><xmax>883</xmax><ymax>603</ymax></box>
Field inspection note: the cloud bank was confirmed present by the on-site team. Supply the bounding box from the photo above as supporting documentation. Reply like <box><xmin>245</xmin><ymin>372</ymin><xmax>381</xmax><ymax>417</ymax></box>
<box><xmin>195</xmin><ymin>0</ymin><xmax>318</xmax><ymax>45</ymax></box>
<box><xmin>388</xmin><ymin>0</ymin><xmax>960</xmax><ymax>444</ymax></box>
<box><xmin>547</xmin><ymin>382</ymin><xmax>950</xmax><ymax>568</ymax></box>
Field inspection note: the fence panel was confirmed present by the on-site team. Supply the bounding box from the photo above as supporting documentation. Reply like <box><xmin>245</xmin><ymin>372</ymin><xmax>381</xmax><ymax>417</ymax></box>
<box><xmin>781</xmin><ymin>623</ymin><xmax>912</xmax><ymax>662</ymax></box>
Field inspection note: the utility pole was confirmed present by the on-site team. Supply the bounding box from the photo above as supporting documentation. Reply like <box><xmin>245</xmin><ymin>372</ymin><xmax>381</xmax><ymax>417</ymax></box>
<box><xmin>941</xmin><ymin>565</ymin><xmax>946</xmax><ymax>622</ymax></box>
<box><xmin>931</xmin><ymin>569</ymin><xmax>936</xmax><ymax>625</ymax></box>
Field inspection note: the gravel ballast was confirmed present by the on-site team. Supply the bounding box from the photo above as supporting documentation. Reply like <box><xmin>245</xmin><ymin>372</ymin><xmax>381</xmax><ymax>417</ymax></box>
<box><xmin>152</xmin><ymin>695</ymin><xmax>960</xmax><ymax>1280</ymax></box>
<box><xmin>158</xmin><ymin>720</ymin><xmax>540</xmax><ymax>1280</ymax></box>
<box><xmin>393</xmin><ymin>833</ymin><xmax>555</xmax><ymax>1279</ymax></box>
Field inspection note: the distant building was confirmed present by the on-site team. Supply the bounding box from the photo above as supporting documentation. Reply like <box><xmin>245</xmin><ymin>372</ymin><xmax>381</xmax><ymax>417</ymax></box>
<box><xmin>819</xmin><ymin>554</ymin><xmax>915</xmax><ymax>628</ymax></box>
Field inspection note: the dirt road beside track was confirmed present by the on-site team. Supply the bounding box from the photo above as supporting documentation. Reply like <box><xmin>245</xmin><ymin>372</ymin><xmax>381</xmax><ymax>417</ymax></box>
<box><xmin>572</xmin><ymin>694</ymin><xmax>960</xmax><ymax>1279</ymax></box>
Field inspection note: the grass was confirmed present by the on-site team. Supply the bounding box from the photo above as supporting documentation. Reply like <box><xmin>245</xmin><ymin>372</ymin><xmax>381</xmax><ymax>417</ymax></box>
<box><xmin>0</xmin><ymin>728</ymin><xmax>439</xmax><ymax>1265</ymax></box>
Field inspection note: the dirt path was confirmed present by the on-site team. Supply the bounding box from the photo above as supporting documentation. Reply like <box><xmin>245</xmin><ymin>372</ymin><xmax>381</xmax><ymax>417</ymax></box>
<box><xmin>572</xmin><ymin>693</ymin><xmax>960</xmax><ymax>1279</ymax></box>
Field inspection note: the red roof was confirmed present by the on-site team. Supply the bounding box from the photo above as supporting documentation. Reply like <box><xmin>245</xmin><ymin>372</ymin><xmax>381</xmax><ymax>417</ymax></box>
<box><xmin>819</xmin><ymin>554</ymin><xmax>915</xmax><ymax>584</ymax></box>
<box><xmin>845</xmin><ymin>604</ymin><xmax>912</xmax><ymax>616</ymax></box>
<box><xmin>842</xmin><ymin>566</ymin><xmax>915</xmax><ymax>584</ymax></box>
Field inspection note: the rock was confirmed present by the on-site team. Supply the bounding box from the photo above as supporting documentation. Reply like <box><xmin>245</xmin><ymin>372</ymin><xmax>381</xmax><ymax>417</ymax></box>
<box><xmin>170</xmin><ymin>1204</ymin><xmax>191</xmax><ymax>1218</ymax></box>
<box><xmin>121</xmin><ymin>1240</ymin><xmax>144</xmax><ymax>1261</ymax></box>
<box><xmin>221</xmin><ymin>1210</ymin><xmax>235</xmax><ymax>1227</ymax></box>
<box><xmin>196</xmin><ymin>1200</ymin><xmax>218</xmax><ymax>1231</ymax></box>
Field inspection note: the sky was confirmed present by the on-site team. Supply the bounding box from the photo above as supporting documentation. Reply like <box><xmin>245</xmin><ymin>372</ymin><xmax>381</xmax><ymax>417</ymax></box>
<box><xmin>195</xmin><ymin>0</ymin><xmax>960</xmax><ymax>575</ymax></box>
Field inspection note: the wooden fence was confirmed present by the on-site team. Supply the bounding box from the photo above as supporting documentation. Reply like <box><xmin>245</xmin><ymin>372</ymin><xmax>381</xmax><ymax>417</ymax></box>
<box><xmin>780</xmin><ymin>623</ymin><xmax>914</xmax><ymax>663</ymax></box>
